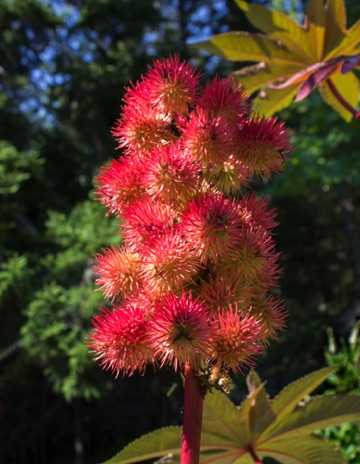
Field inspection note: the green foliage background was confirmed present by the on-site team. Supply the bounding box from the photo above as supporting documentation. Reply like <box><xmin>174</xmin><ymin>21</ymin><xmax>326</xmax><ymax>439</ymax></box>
<box><xmin>0</xmin><ymin>0</ymin><xmax>359</xmax><ymax>463</ymax></box>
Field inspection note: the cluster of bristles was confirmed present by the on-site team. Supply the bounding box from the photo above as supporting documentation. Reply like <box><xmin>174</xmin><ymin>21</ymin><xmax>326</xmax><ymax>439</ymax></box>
<box><xmin>87</xmin><ymin>56</ymin><xmax>291</xmax><ymax>380</ymax></box>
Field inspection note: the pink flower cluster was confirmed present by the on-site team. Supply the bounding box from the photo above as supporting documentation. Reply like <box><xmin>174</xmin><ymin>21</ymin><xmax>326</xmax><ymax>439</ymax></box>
<box><xmin>87</xmin><ymin>56</ymin><xmax>291</xmax><ymax>378</ymax></box>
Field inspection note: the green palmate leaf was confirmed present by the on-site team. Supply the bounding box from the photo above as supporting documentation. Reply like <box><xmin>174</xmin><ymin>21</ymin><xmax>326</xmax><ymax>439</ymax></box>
<box><xmin>258</xmin><ymin>436</ymin><xmax>344</xmax><ymax>464</ymax></box>
<box><xmin>326</xmin><ymin>20</ymin><xmax>360</xmax><ymax>60</ymax></box>
<box><xmin>196</xmin><ymin>0</ymin><xmax>360</xmax><ymax>119</ymax></box>
<box><xmin>201</xmin><ymin>390</ymin><xmax>245</xmax><ymax>446</ymax></box>
<box><xmin>240</xmin><ymin>383</ymin><xmax>272</xmax><ymax>445</ymax></box>
<box><xmin>234</xmin><ymin>63</ymin><xmax>302</xmax><ymax>94</ymax></box>
<box><xmin>195</xmin><ymin>32</ymin><xmax>305</xmax><ymax>67</ymax></box>
<box><xmin>200</xmin><ymin>451</ymin><xmax>254</xmax><ymax>464</ymax></box>
<box><xmin>319</xmin><ymin>72</ymin><xmax>360</xmax><ymax>122</ymax></box>
<box><xmin>266</xmin><ymin>394</ymin><xmax>360</xmax><ymax>441</ymax></box>
<box><xmin>323</xmin><ymin>0</ymin><xmax>347</xmax><ymax>57</ymax></box>
<box><xmin>326</xmin><ymin>0</ymin><xmax>346</xmax><ymax>30</ymax></box>
<box><xmin>246</xmin><ymin>370</ymin><xmax>276</xmax><ymax>440</ymax></box>
<box><xmin>305</xmin><ymin>0</ymin><xmax>326</xmax><ymax>61</ymax></box>
<box><xmin>252</xmin><ymin>84</ymin><xmax>301</xmax><ymax>117</ymax></box>
<box><xmin>201</xmin><ymin>386</ymin><xmax>262</xmax><ymax>447</ymax></box>
<box><xmin>234</xmin><ymin>0</ymin><xmax>313</xmax><ymax>62</ymax></box>
<box><xmin>103</xmin><ymin>368</ymin><xmax>360</xmax><ymax>464</ymax></box>
<box><xmin>102</xmin><ymin>426</ymin><xmax>181</xmax><ymax>464</ymax></box>
<box><xmin>269</xmin><ymin>367</ymin><xmax>337</xmax><ymax>425</ymax></box>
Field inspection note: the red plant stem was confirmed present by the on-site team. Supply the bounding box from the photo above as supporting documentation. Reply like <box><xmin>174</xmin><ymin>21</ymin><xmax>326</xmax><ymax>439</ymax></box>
<box><xmin>248</xmin><ymin>445</ymin><xmax>263</xmax><ymax>464</ymax></box>
<box><xmin>327</xmin><ymin>78</ymin><xmax>360</xmax><ymax>119</ymax></box>
<box><xmin>180</xmin><ymin>362</ymin><xmax>204</xmax><ymax>464</ymax></box>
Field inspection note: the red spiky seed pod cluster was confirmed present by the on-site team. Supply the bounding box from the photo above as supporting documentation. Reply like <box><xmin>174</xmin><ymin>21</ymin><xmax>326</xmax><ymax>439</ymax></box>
<box><xmin>87</xmin><ymin>56</ymin><xmax>291</xmax><ymax>378</ymax></box>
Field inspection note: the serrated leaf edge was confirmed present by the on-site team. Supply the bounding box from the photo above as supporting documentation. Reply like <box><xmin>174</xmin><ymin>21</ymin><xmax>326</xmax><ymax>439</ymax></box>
<box><xmin>102</xmin><ymin>426</ymin><xmax>182</xmax><ymax>464</ymax></box>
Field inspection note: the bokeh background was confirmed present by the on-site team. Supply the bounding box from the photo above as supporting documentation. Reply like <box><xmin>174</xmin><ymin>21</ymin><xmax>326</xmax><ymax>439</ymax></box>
<box><xmin>1</xmin><ymin>0</ymin><xmax>359</xmax><ymax>463</ymax></box>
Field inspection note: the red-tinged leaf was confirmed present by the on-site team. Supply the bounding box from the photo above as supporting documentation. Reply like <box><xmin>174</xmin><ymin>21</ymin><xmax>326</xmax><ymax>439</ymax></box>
<box><xmin>274</xmin><ymin>54</ymin><xmax>359</xmax><ymax>98</ymax></box>
<box><xmin>252</xmin><ymin>84</ymin><xmax>301</xmax><ymax>117</ymax></box>
<box><xmin>198</xmin><ymin>0</ymin><xmax>360</xmax><ymax>118</ymax></box>
<box><xmin>270</xmin><ymin>61</ymin><xmax>334</xmax><ymax>90</ymax></box>
<box><xmin>235</xmin><ymin>0</ymin><xmax>313</xmax><ymax>63</ymax></box>
<box><xmin>319</xmin><ymin>71</ymin><xmax>360</xmax><ymax>121</ymax></box>
<box><xmin>101</xmin><ymin>369</ymin><xmax>359</xmax><ymax>464</ymax></box>
<box><xmin>341</xmin><ymin>54</ymin><xmax>360</xmax><ymax>74</ymax></box>
<box><xmin>305</xmin><ymin>0</ymin><xmax>326</xmax><ymax>61</ymax></box>
<box><xmin>324</xmin><ymin>0</ymin><xmax>347</xmax><ymax>57</ymax></box>
<box><xmin>194</xmin><ymin>32</ymin><xmax>306</xmax><ymax>67</ymax></box>
<box><xmin>234</xmin><ymin>63</ymin><xmax>303</xmax><ymax>94</ymax></box>
<box><xmin>294</xmin><ymin>61</ymin><xmax>339</xmax><ymax>102</ymax></box>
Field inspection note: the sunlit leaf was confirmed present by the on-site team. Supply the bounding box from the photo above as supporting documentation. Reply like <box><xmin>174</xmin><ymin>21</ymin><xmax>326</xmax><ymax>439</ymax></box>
<box><xmin>196</xmin><ymin>0</ymin><xmax>360</xmax><ymax>120</ymax></box>
<box><xmin>319</xmin><ymin>72</ymin><xmax>360</xmax><ymax>122</ymax></box>
<box><xmin>293</xmin><ymin>61</ymin><xmax>339</xmax><ymax>101</ymax></box>
<box><xmin>327</xmin><ymin>20</ymin><xmax>360</xmax><ymax>59</ymax></box>
<box><xmin>234</xmin><ymin>0</ymin><xmax>312</xmax><ymax>62</ymax></box>
<box><xmin>323</xmin><ymin>0</ymin><xmax>347</xmax><ymax>57</ymax></box>
<box><xmin>252</xmin><ymin>85</ymin><xmax>301</xmax><ymax>117</ymax></box>
<box><xmin>305</xmin><ymin>0</ymin><xmax>326</xmax><ymax>61</ymax></box>
<box><xmin>195</xmin><ymin>32</ymin><xmax>305</xmax><ymax>67</ymax></box>
<box><xmin>234</xmin><ymin>63</ymin><xmax>302</xmax><ymax>94</ymax></box>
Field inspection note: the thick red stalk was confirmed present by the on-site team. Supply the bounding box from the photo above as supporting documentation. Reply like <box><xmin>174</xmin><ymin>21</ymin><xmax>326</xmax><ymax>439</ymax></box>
<box><xmin>181</xmin><ymin>363</ymin><xmax>204</xmax><ymax>464</ymax></box>
<box><xmin>248</xmin><ymin>445</ymin><xmax>263</xmax><ymax>464</ymax></box>
<box><xmin>327</xmin><ymin>78</ymin><xmax>360</xmax><ymax>119</ymax></box>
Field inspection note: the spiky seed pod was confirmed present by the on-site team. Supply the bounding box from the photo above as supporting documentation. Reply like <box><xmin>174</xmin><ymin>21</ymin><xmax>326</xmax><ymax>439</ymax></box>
<box><xmin>87</xmin><ymin>303</ymin><xmax>154</xmax><ymax>377</ymax></box>
<box><xmin>249</xmin><ymin>294</ymin><xmax>287</xmax><ymax>341</ymax></box>
<box><xmin>197</xmin><ymin>75</ymin><xmax>249</xmax><ymax>122</ymax></box>
<box><xmin>196</xmin><ymin>273</ymin><xmax>252</xmax><ymax>313</ymax></box>
<box><xmin>180</xmin><ymin>191</ymin><xmax>244</xmax><ymax>264</ymax></box>
<box><xmin>140</xmin><ymin>142</ymin><xmax>201</xmax><ymax>205</ymax></box>
<box><xmin>205</xmin><ymin>155</ymin><xmax>250</xmax><ymax>195</ymax></box>
<box><xmin>219</xmin><ymin>234</ymin><xmax>280</xmax><ymax>290</ymax></box>
<box><xmin>141</xmin><ymin>232</ymin><xmax>200</xmax><ymax>295</ymax></box>
<box><xmin>182</xmin><ymin>109</ymin><xmax>237</xmax><ymax>171</ymax></box>
<box><xmin>149</xmin><ymin>292</ymin><xmax>213</xmax><ymax>371</ymax></box>
<box><xmin>143</xmin><ymin>55</ymin><xmax>201</xmax><ymax>115</ymax></box>
<box><xmin>236</xmin><ymin>115</ymin><xmax>292</xmax><ymax>178</ymax></box>
<box><xmin>122</xmin><ymin>197</ymin><xmax>178</xmax><ymax>251</ymax></box>
<box><xmin>89</xmin><ymin>56</ymin><xmax>292</xmax><ymax>378</ymax></box>
<box><xmin>95</xmin><ymin>156</ymin><xmax>146</xmax><ymax>216</ymax></box>
<box><xmin>112</xmin><ymin>81</ymin><xmax>176</xmax><ymax>154</ymax></box>
<box><xmin>94</xmin><ymin>246</ymin><xmax>144</xmax><ymax>301</ymax></box>
<box><xmin>211</xmin><ymin>308</ymin><xmax>267</xmax><ymax>373</ymax></box>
